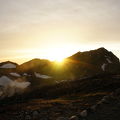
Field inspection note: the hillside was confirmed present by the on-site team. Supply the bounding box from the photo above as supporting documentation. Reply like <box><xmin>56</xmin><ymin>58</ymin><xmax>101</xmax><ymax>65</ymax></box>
<box><xmin>0</xmin><ymin>47</ymin><xmax>120</xmax><ymax>120</ymax></box>
<box><xmin>18</xmin><ymin>47</ymin><xmax>120</xmax><ymax>79</ymax></box>
<box><xmin>0</xmin><ymin>74</ymin><xmax>120</xmax><ymax>120</ymax></box>
<box><xmin>0</xmin><ymin>47</ymin><xmax>119</xmax><ymax>98</ymax></box>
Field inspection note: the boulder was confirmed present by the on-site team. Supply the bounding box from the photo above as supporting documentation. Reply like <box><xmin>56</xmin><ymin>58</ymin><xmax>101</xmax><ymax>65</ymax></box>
<box><xmin>25</xmin><ymin>115</ymin><xmax>31</xmax><ymax>120</ymax></box>
<box><xmin>32</xmin><ymin>110</ymin><xmax>39</xmax><ymax>119</ymax></box>
<box><xmin>69</xmin><ymin>115</ymin><xmax>79</xmax><ymax>120</ymax></box>
<box><xmin>80</xmin><ymin>110</ymin><xmax>87</xmax><ymax>117</ymax></box>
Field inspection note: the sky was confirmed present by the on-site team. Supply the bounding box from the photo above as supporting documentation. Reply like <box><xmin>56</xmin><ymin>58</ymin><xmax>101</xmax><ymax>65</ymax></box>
<box><xmin>0</xmin><ymin>0</ymin><xmax>120</xmax><ymax>64</ymax></box>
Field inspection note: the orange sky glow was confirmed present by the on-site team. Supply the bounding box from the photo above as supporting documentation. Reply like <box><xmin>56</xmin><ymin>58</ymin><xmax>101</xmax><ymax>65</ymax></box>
<box><xmin>0</xmin><ymin>0</ymin><xmax>120</xmax><ymax>64</ymax></box>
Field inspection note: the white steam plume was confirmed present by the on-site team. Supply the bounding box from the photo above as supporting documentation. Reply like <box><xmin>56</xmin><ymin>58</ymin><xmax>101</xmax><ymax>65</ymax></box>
<box><xmin>0</xmin><ymin>76</ymin><xmax>30</xmax><ymax>99</ymax></box>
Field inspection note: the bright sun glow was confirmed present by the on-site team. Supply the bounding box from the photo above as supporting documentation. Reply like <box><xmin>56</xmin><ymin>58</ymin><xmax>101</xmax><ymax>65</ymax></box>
<box><xmin>54</xmin><ymin>58</ymin><xmax>65</xmax><ymax>64</ymax></box>
<box><xmin>46</xmin><ymin>54</ymin><xmax>65</xmax><ymax>64</ymax></box>
<box><xmin>46</xmin><ymin>53</ymin><xmax>65</xmax><ymax>62</ymax></box>
<box><xmin>15</xmin><ymin>48</ymin><xmax>76</xmax><ymax>64</ymax></box>
<box><xmin>11</xmin><ymin>44</ymin><xmax>79</xmax><ymax>64</ymax></box>
<box><xmin>39</xmin><ymin>47</ymin><xmax>74</xmax><ymax>62</ymax></box>
<box><xmin>56</xmin><ymin>58</ymin><xmax>64</xmax><ymax>62</ymax></box>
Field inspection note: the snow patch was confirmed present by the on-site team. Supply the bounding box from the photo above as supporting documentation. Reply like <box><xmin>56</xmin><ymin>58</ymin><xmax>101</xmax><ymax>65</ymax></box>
<box><xmin>0</xmin><ymin>63</ymin><xmax>16</xmax><ymax>68</ymax></box>
<box><xmin>106</xmin><ymin>58</ymin><xmax>112</xmax><ymax>63</ymax></box>
<box><xmin>23</xmin><ymin>73</ymin><xmax>28</xmax><ymax>76</ymax></box>
<box><xmin>10</xmin><ymin>73</ymin><xmax>21</xmax><ymax>77</ymax></box>
<box><xmin>101</xmin><ymin>63</ymin><xmax>107</xmax><ymax>71</ymax></box>
<box><xmin>34</xmin><ymin>72</ymin><xmax>52</xmax><ymax>79</ymax></box>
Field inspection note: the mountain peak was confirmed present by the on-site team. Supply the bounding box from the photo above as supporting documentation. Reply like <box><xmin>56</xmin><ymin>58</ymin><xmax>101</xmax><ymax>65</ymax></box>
<box><xmin>0</xmin><ymin>61</ymin><xmax>18</xmax><ymax>69</ymax></box>
<box><xmin>95</xmin><ymin>47</ymin><xmax>109</xmax><ymax>52</ymax></box>
<box><xmin>97</xmin><ymin>47</ymin><xmax>107</xmax><ymax>50</ymax></box>
<box><xmin>67</xmin><ymin>47</ymin><xmax>120</xmax><ymax>74</ymax></box>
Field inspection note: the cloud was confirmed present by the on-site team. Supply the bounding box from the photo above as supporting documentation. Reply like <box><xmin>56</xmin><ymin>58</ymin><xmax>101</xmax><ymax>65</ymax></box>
<box><xmin>0</xmin><ymin>0</ymin><xmax>120</xmax><ymax>60</ymax></box>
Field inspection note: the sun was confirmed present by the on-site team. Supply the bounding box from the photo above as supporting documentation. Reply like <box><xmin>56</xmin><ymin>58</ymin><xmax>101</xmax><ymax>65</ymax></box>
<box><xmin>48</xmin><ymin>56</ymin><xmax>65</xmax><ymax>64</ymax></box>
<box><xmin>55</xmin><ymin>58</ymin><xmax>64</xmax><ymax>63</ymax></box>
<box><xmin>40</xmin><ymin>48</ymin><xmax>68</xmax><ymax>63</ymax></box>
<box><xmin>53</xmin><ymin>58</ymin><xmax>65</xmax><ymax>66</ymax></box>
<box><xmin>20</xmin><ymin>46</ymin><xmax>75</xmax><ymax>64</ymax></box>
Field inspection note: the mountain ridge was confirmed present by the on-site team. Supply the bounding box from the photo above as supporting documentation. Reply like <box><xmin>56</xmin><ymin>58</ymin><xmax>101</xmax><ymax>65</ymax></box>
<box><xmin>0</xmin><ymin>47</ymin><xmax>119</xmax><ymax>78</ymax></box>
<box><xmin>0</xmin><ymin>48</ymin><xmax>120</xmax><ymax>120</ymax></box>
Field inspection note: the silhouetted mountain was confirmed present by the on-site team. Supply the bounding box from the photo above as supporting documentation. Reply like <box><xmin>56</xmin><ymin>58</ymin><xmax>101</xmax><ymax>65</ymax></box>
<box><xmin>0</xmin><ymin>61</ymin><xmax>18</xmax><ymax>75</ymax></box>
<box><xmin>68</xmin><ymin>47</ymin><xmax>119</xmax><ymax>65</ymax></box>
<box><xmin>17</xmin><ymin>59</ymin><xmax>51</xmax><ymax>73</ymax></box>
<box><xmin>66</xmin><ymin>47</ymin><xmax>120</xmax><ymax>77</ymax></box>
<box><xmin>0</xmin><ymin>61</ymin><xmax>18</xmax><ymax>69</ymax></box>
<box><xmin>16</xmin><ymin>47</ymin><xmax>120</xmax><ymax>80</ymax></box>
<box><xmin>0</xmin><ymin>47</ymin><xmax>120</xmax><ymax>99</ymax></box>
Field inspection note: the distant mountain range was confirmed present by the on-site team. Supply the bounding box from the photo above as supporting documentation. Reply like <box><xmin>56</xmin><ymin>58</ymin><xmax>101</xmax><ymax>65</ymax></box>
<box><xmin>17</xmin><ymin>47</ymin><xmax>120</xmax><ymax>79</ymax></box>
<box><xmin>0</xmin><ymin>47</ymin><xmax>120</xmax><ymax>99</ymax></box>
<box><xmin>0</xmin><ymin>47</ymin><xmax>120</xmax><ymax>82</ymax></box>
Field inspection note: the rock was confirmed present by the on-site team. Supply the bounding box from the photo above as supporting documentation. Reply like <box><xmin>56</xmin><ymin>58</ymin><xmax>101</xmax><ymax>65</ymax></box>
<box><xmin>20</xmin><ymin>111</ymin><xmax>25</xmax><ymax>115</ymax></box>
<box><xmin>56</xmin><ymin>117</ymin><xmax>68</xmax><ymax>120</ymax></box>
<box><xmin>80</xmin><ymin>110</ymin><xmax>87</xmax><ymax>117</ymax></box>
<box><xmin>25</xmin><ymin>115</ymin><xmax>31</xmax><ymax>120</ymax></box>
<box><xmin>100</xmin><ymin>96</ymin><xmax>111</xmax><ymax>104</ymax></box>
<box><xmin>32</xmin><ymin>110</ymin><xmax>39</xmax><ymax>119</ymax></box>
<box><xmin>15</xmin><ymin>115</ymin><xmax>24</xmax><ymax>120</ymax></box>
<box><xmin>101</xmin><ymin>98</ymin><xmax>106</xmax><ymax>102</ymax></box>
<box><xmin>90</xmin><ymin>105</ymin><xmax>97</xmax><ymax>111</ymax></box>
<box><xmin>103</xmin><ymin>95</ymin><xmax>111</xmax><ymax>101</ymax></box>
<box><xmin>16</xmin><ymin>111</ymin><xmax>25</xmax><ymax>119</ymax></box>
<box><xmin>69</xmin><ymin>115</ymin><xmax>79</xmax><ymax>120</ymax></box>
<box><xmin>25</xmin><ymin>111</ymin><xmax>31</xmax><ymax>115</ymax></box>
<box><xmin>97</xmin><ymin>100</ymin><xmax>103</xmax><ymax>105</ymax></box>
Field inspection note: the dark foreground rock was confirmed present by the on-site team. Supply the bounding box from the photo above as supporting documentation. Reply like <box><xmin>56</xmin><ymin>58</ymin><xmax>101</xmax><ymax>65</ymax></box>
<box><xmin>1</xmin><ymin>88</ymin><xmax>120</xmax><ymax>120</ymax></box>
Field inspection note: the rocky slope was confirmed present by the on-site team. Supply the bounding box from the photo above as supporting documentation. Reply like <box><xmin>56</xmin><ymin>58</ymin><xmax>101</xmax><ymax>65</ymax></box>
<box><xmin>0</xmin><ymin>47</ymin><xmax>120</xmax><ymax>99</ymax></box>
<box><xmin>66</xmin><ymin>47</ymin><xmax>120</xmax><ymax>77</ymax></box>
<box><xmin>0</xmin><ymin>47</ymin><xmax>120</xmax><ymax>120</ymax></box>
<box><xmin>1</xmin><ymin>87</ymin><xmax>120</xmax><ymax>120</ymax></box>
